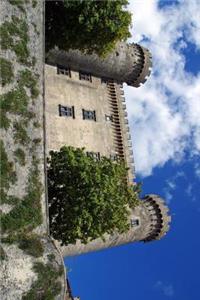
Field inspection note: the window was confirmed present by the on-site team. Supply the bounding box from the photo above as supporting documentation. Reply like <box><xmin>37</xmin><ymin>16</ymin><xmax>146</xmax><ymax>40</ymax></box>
<box><xmin>58</xmin><ymin>105</ymin><xmax>75</xmax><ymax>118</ymax></box>
<box><xmin>57</xmin><ymin>65</ymin><xmax>71</xmax><ymax>77</ymax></box>
<box><xmin>110</xmin><ymin>154</ymin><xmax>119</xmax><ymax>161</ymax></box>
<box><xmin>101</xmin><ymin>77</ymin><xmax>108</xmax><ymax>84</ymax></box>
<box><xmin>79</xmin><ymin>71</ymin><xmax>92</xmax><ymax>82</ymax></box>
<box><xmin>130</xmin><ymin>219</ymin><xmax>140</xmax><ymax>227</ymax></box>
<box><xmin>82</xmin><ymin>109</ymin><xmax>96</xmax><ymax>121</ymax></box>
<box><xmin>105</xmin><ymin>114</ymin><xmax>113</xmax><ymax>122</ymax></box>
<box><xmin>86</xmin><ymin>152</ymin><xmax>100</xmax><ymax>160</ymax></box>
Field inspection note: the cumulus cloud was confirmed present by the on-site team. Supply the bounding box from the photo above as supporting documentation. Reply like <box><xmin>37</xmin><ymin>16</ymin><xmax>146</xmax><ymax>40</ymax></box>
<box><xmin>125</xmin><ymin>0</ymin><xmax>200</xmax><ymax>176</ymax></box>
<box><xmin>154</xmin><ymin>280</ymin><xmax>175</xmax><ymax>297</ymax></box>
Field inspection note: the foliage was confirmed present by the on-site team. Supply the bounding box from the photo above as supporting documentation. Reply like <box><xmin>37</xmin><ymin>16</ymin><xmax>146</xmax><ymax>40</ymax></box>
<box><xmin>47</xmin><ymin>146</ymin><xmax>139</xmax><ymax>245</ymax></box>
<box><xmin>13</xmin><ymin>120</ymin><xmax>30</xmax><ymax>146</ymax></box>
<box><xmin>0</xmin><ymin>58</ymin><xmax>14</xmax><ymax>86</ymax></box>
<box><xmin>18</xmin><ymin>69</ymin><xmax>39</xmax><ymax>98</ymax></box>
<box><xmin>0</xmin><ymin>140</ymin><xmax>16</xmax><ymax>197</ymax></box>
<box><xmin>45</xmin><ymin>0</ymin><xmax>131</xmax><ymax>56</ymax></box>
<box><xmin>18</xmin><ymin>236</ymin><xmax>44</xmax><ymax>257</ymax></box>
<box><xmin>14</xmin><ymin>148</ymin><xmax>26</xmax><ymax>166</ymax></box>
<box><xmin>22</xmin><ymin>262</ymin><xmax>62</xmax><ymax>300</ymax></box>
<box><xmin>0</xmin><ymin>87</ymin><xmax>29</xmax><ymax>120</ymax></box>
<box><xmin>1</xmin><ymin>156</ymin><xmax>43</xmax><ymax>233</ymax></box>
<box><xmin>0</xmin><ymin>16</ymin><xmax>29</xmax><ymax>64</ymax></box>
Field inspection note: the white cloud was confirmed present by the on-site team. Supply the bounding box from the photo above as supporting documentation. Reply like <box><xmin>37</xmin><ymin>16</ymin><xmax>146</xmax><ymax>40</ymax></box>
<box><xmin>154</xmin><ymin>280</ymin><xmax>175</xmax><ymax>297</ymax></box>
<box><xmin>125</xmin><ymin>0</ymin><xmax>200</xmax><ymax>176</ymax></box>
<box><xmin>163</xmin><ymin>178</ymin><xmax>176</xmax><ymax>203</ymax></box>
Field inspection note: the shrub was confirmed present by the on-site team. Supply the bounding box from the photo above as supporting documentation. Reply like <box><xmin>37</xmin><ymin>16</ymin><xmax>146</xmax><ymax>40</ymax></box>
<box><xmin>0</xmin><ymin>58</ymin><xmax>14</xmax><ymax>86</ymax></box>
<box><xmin>18</xmin><ymin>237</ymin><xmax>44</xmax><ymax>257</ymax></box>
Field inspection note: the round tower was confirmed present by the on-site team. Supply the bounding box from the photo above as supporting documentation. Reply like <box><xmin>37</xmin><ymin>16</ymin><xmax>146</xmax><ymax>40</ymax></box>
<box><xmin>46</xmin><ymin>42</ymin><xmax>152</xmax><ymax>87</ymax></box>
<box><xmin>59</xmin><ymin>194</ymin><xmax>171</xmax><ymax>257</ymax></box>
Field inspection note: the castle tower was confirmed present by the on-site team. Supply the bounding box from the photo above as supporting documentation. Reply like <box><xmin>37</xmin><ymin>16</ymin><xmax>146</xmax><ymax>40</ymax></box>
<box><xmin>47</xmin><ymin>42</ymin><xmax>152</xmax><ymax>87</ymax></box>
<box><xmin>45</xmin><ymin>42</ymin><xmax>171</xmax><ymax>256</ymax></box>
<box><xmin>58</xmin><ymin>194</ymin><xmax>171</xmax><ymax>256</ymax></box>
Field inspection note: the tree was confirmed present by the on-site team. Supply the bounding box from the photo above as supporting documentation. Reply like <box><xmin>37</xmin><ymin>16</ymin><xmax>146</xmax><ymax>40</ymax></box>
<box><xmin>47</xmin><ymin>146</ymin><xmax>139</xmax><ymax>245</ymax></box>
<box><xmin>45</xmin><ymin>0</ymin><xmax>132</xmax><ymax>56</ymax></box>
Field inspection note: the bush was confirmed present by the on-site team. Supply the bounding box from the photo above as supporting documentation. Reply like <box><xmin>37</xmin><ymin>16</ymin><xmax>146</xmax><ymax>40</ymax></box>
<box><xmin>18</xmin><ymin>237</ymin><xmax>44</xmax><ymax>257</ymax></box>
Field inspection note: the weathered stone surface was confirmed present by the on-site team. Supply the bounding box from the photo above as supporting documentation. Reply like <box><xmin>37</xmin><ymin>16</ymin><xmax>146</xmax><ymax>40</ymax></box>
<box><xmin>0</xmin><ymin>1</ymin><xmax>66</xmax><ymax>299</ymax></box>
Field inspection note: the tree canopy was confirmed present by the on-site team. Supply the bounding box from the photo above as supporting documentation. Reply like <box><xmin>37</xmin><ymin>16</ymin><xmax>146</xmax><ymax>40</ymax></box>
<box><xmin>45</xmin><ymin>0</ymin><xmax>132</xmax><ymax>56</ymax></box>
<box><xmin>47</xmin><ymin>146</ymin><xmax>139</xmax><ymax>245</ymax></box>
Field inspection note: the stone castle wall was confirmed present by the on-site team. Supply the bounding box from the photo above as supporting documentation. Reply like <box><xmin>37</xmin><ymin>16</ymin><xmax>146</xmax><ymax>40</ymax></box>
<box><xmin>45</xmin><ymin>65</ymin><xmax>135</xmax><ymax>182</ymax></box>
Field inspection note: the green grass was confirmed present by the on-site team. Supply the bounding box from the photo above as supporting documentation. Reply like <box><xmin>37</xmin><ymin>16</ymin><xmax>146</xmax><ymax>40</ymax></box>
<box><xmin>0</xmin><ymin>111</ymin><xmax>10</xmax><ymax>130</ymax></box>
<box><xmin>1</xmin><ymin>193</ymin><xmax>21</xmax><ymax>205</ymax></box>
<box><xmin>0</xmin><ymin>16</ymin><xmax>29</xmax><ymax>65</ymax></box>
<box><xmin>22</xmin><ymin>262</ymin><xmax>62</xmax><ymax>300</ymax></box>
<box><xmin>0</xmin><ymin>87</ymin><xmax>29</xmax><ymax>115</ymax></box>
<box><xmin>1</xmin><ymin>156</ymin><xmax>43</xmax><ymax>233</ymax></box>
<box><xmin>0</xmin><ymin>87</ymin><xmax>29</xmax><ymax>129</ymax></box>
<box><xmin>0</xmin><ymin>140</ymin><xmax>17</xmax><ymax>195</ymax></box>
<box><xmin>18</xmin><ymin>69</ymin><xmax>39</xmax><ymax>99</ymax></box>
<box><xmin>18</xmin><ymin>236</ymin><xmax>44</xmax><ymax>257</ymax></box>
<box><xmin>13</xmin><ymin>120</ymin><xmax>30</xmax><ymax>146</ymax></box>
<box><xmin>0</xmin><ymin>58</ymin><xmax>14</xmax><ymax>86</ymax></box>
<box><xmin>14</xmin><ymin>148</ymin><xmax>26</xmax><ymax>166</ymax></box>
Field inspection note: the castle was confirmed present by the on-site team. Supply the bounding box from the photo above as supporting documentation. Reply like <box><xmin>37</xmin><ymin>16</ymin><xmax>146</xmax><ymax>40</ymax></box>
<box><xmin>45</xmin><ymin>42</ymin><xmax>171</xmax><ymax>256</ymax></box>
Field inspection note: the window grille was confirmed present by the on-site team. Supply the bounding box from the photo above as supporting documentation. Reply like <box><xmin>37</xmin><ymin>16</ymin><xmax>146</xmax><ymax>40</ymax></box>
<box><xmin>82</xmin><ymin>109</ymin><xmax>96</xmax><ymax>121</ymax></box>
<box><xmin>79</xmin><ymin>71</ymin><xmax>92</xmax><ymax>82</ymax></box>
<box><xmin>57</xmin><ymin>65</ymin><xmax>71</xmax><ymax>77</ymax></box>
<box><xmin>110</xmin><ymin>154</ymin><xmax>120</xmax><ymax>161</ymax></box>
<box><xmin>86</xmin><ymin>152</ymin><xmax>100</xmax><ymax>160</ymax></box>
<box><xmin>58</xmin><ymin>105</ymin><xmax>75</xmax><ymax>118</ymax></box>
<box><xmin>130</xmin><ymin>219</ymin><xmax>140</xmax><ymax>227</ymax></box>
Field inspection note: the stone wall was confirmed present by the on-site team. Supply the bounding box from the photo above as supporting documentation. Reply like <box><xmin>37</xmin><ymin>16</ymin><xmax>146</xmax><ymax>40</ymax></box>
<box><xmin>0</xmin><ymin>1</ymin><xmax>65</xmax><ymax>299</ymax></box>
<box><xmin>45</xmin><ymin>64</ymin><xmax>135</xmax><ymax>182</ymax></box>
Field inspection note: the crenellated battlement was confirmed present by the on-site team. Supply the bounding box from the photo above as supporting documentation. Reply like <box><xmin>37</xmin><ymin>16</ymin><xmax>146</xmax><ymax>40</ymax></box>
<box><xmin>142</xmin><ymin>194</ymin><xmax>171</xmax><ymax>242</ymax></box>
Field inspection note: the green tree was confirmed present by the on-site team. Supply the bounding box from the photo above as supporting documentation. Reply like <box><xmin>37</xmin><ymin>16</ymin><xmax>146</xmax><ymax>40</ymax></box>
<box><xmin>47</xmin><ymin>146</ymin><xmax>139</xmax><ymax>245</ymax></box>
<box><xmin>45</xmin><ymin>0</ymin><xmax>132</xmax><ymax>56</ymax></box>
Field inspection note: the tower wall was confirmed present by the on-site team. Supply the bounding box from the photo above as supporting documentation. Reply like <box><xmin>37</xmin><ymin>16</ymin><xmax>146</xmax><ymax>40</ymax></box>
<box><xmin>59</xmin><ymin>195</ymin><xmax>171</xmax><ymax>257</ymax></box>
<box><xmin>46</xmin><ymin>42</ymin><xmax>152</xmax><ymax>87</ymax></box>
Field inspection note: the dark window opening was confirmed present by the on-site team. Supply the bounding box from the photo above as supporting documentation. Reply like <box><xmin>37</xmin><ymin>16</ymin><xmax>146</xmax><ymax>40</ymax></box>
<box><xmin>82</xmin><ymin>109</ymin><xmax>96</xmax><ymax>121</ymax></box>
<box><xmin>79</xmin><ymin>71</ymin><xmax>92</xmax><ymax>82</ymax></box>
<box><xmin>131</xmin><ymin>219</ymin><xmax>140</xmax><ymax>227</ymax></box>
<box><xmin>58</xmin><ymin>105</ymin><xmax>75</xmax><ymax>118</ymax></box>
<box><xmin>110</xmin><ymin>154</ymin><xmax>119</xmax><ymax>161</ymax></box>
<box><xmin>57</xmin><ymin>65</ymin><xmax>71</xmax><ymax>77</ymax></box>
<box><xmin>86</xmin><ymin>152</ymin><xmax>100</xmax><ymax>160</ymax></box>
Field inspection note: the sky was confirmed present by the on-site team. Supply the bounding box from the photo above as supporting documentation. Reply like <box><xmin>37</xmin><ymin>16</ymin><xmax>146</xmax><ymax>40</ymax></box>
<box><xmin>65</xmin><ymin>1</ymin><xmax>200</xmax><ymax>299</ymax></box>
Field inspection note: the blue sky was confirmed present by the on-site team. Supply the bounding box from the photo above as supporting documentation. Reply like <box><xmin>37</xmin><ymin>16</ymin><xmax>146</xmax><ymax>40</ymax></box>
<box><xmin>65</xmin><ymin>1</ymin><xmax>200</xmax><ymax>299</ymax></box>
